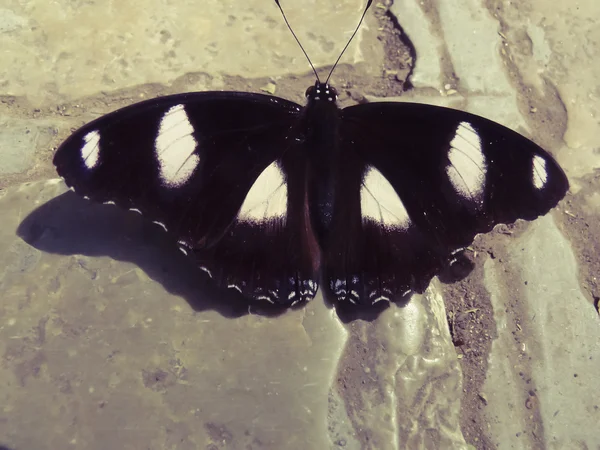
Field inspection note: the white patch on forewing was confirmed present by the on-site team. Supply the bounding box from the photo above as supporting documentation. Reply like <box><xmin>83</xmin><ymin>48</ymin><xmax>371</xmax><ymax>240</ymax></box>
<box><xmin>532</xmin><ymin>154</ymin><xmax>548</xmax><ymax>190</ymax></box>
<box><xmin>238</xmin><ymin>161</ymin><xmax>287</xmax><ymax>222</ymax></box>
<box><xmin>155</xmin><ymin>104</ymin><xmax>199</xmax><ymax>187</ymax></box>
<box><xmin>360</xmin><ymin>166</ymin><xmax>410</xmax><ymax>229</ymax></box>
<box><xmin>446</xmin><ymin>122</ymin><xmax>486</xmax><ymax>201</ymax></box>
<box><xmin>81</xmin><ymin>130</ymin><xmax>101</xmax><ymax>169</ymax></box>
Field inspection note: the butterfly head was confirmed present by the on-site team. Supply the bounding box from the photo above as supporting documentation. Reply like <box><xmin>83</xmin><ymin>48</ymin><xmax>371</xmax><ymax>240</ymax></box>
<box><xmin>305</xmin><ymin>82</ymin><xmax>338</xmax><ymax>103</ymax></box>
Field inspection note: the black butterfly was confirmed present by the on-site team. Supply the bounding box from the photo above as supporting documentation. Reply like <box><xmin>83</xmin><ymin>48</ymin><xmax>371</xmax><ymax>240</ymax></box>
<box><xmin>53</xmin><ymin>0</ymin><xmax>568</xmax><ymax>309</ymax></box>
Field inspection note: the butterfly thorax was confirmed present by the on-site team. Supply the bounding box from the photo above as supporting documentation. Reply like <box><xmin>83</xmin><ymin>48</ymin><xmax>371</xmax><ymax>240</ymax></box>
<box><xmin>302</xmin><ymin>82</ymin><xmax>341</xmax><ymax>150</ymax></box>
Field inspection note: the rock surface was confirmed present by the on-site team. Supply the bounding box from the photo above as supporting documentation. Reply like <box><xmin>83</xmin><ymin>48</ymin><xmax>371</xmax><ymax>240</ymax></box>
<box><xmin>1</xmin><ymin>0</ymin><xmax>599</xmax><ymax>449</ymax></box>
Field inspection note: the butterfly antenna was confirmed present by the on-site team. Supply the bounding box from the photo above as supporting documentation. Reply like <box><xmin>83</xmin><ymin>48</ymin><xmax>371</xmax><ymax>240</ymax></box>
<box><xmin>274</xmin><ymin>0</ymin><xmax>320</xmax><ymax>82</ymax></box>
<box><xmin>325</xmin><ymin>0</ymin><xmax>373</xmax><ymax>85</ymax></box>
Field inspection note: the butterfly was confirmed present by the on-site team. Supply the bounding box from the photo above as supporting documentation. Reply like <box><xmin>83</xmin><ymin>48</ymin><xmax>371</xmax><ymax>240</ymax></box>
<box><xmin>53</xmin><ymin>0</ymin><xmax>569</xmax><ymax>309</ymax></box>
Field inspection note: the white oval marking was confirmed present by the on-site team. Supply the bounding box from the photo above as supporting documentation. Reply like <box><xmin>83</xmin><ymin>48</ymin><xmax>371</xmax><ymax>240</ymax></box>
<box><xmin>156</xmin><ymin>104</ymin><xmax>199</xmax><ymax>187</ymax></box>
<box><xmin>129</xmin><ymin>208</ymin><xmax>142</xmax><ymax>215</ymax></box>
<box><xmin>532</xmin><ymin>154</ymin><xmax>548</xmax><ymax>190</ymax></box>
<box><xmin>238</xmin><ymin>161</ymin><xmax>288</xmax><ymax>223</ymax></box>
<box><xmin>361</xmin><ymin>166</ymin><xmax>410</xmax><ymax>229</ymax></box>
<box><xmin>446</xmin><ymin>121</ymin><xmax>486</xmax><ymax>201</ymax></box>
<box><xmin>81</xmin><ymin>130</ymin><xmax>101</xmax><ymax>169</ymax></box>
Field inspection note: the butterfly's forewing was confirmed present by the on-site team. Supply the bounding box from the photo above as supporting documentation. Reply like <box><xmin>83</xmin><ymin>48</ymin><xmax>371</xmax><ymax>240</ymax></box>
<box><xmin>54</xmin><ymin>92</ymin><xmax>319</xmax><ymax>305</ymax></box>
<box><xmin>322</xmin><ymin>102</ymin><xmax>569</xmax><ymax>306</ymax></box>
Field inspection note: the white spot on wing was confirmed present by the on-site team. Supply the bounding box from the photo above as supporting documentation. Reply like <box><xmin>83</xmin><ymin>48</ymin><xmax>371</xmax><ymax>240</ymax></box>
<box><xmin>238</xmin><ymin>161</ymin><xmax>287</xmax><ymax>223</ymax></box>
<box><xmin>532</xmin><ymin>154</ymin><xmax>548</xmax><ymax>190</ymax></box>
<box><xmin>81</xmin><ymin>130</ymin><xmax>100</xmax><ymax>169</ymax></box>
<box><xmin>227</xmin><ymin>284</ymin><xmax>242</xmax><ymax>294</ymax></box>
<box><xmin>446</xmin><ymin>122</ymin><xmax>486</xmax><ymax>201</ymax></box>
<box><xmin>152</xmin><ymin>221</ymin><xmax>168</xmax><ymax>232</ymax></box>
<box><xmin>370</xmin><ymin>294</ymin><xmax>390</xmax><ymax>304</ymax></box>
<box><xmin>156</xmin><ymin>104</ymin><xmax>199</xmax><ymax>187</ymax></box>
<box><xmin>361</xmin><ymin>166</ymin><xmax>410</xmax><ymax>229</ymax></box>
<box><xmin>256</xmin><ymin>295</ymin><xmax>275</xmax><ymax>304</ymax></box>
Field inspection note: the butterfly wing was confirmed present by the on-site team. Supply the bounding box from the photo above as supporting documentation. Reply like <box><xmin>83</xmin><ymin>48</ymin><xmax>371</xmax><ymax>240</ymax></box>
<box><xmin>54</xmin><ymin>92</ymin><xmax>318</xmax><ymax>305</ymax></box>
<box><xmin>322</xmin><ymin>102</ymin><xmax>569</xmax><ymax>306</ymax></box>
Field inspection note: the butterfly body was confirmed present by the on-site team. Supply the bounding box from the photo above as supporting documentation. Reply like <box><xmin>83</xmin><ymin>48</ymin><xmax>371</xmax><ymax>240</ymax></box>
<box><xmin>54</xmin><ymin>80</ymin><xmax>568</xmax><ymax>308</ymax></box>
<box><xmin>302</xmin><ymin>83</ymin><xmax>343</xmax><ymax>246</ymax></box>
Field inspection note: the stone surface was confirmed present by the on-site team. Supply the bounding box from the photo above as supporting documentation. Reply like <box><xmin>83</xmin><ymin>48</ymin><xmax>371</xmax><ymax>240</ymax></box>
<box><xmin>484</xmin><ymin>215</ymin><xmax>600</xmax><ymax>449</ymax></box>
<box><xmin>388</xmin><ymin>1</ymin><xmax>442</xmax><ymax>90</ymax></box>
<box><xmin>1</xmin><ymin>0</ymin><xmax>599</xmax><ymax>449</ymax></box>
<box><xmin>0</xmin><ymin>0</ymin><xmax>369</xmax><ymax>104</ymax></box>
<box><xmin>502</xmin><ymin>0</ymin><xmax>600</xmax><ymax>182</ymax></box>
<box><xmin>0</xmin><ymin>117</ymin><xmax>56</xmax><ymax>176</ymax></box>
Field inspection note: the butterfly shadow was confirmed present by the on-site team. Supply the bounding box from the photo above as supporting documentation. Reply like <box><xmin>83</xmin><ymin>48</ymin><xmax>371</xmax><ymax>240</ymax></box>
<box><xmin>17</xmin><ymin>191</ymin><xmax>294</xmax><ymax>319</ymax></box>
<box><xmin>18</xmin><ymin>191</ymin><xmax>476</xmax><ymax>322</ymax></box>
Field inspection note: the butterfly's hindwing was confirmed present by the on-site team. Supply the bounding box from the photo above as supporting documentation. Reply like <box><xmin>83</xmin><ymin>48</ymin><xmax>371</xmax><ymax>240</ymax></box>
<box><xmin>193</xmin><ymin>156</ymin><xmax>319</xmax><ymax>305</ymax></box>
<box><xmin>320</xmin><ymin>152</ymin><xmax>444</xmax><ymax>306</ymax></box>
